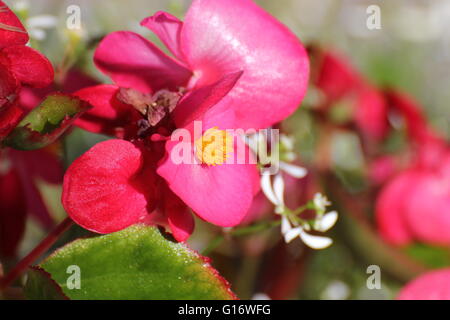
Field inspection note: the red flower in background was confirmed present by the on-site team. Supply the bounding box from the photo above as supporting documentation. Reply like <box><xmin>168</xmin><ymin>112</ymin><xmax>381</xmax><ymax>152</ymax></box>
<box><xmin>313</xmin><ymin>48</ymin><xmax>389</xmax><ymax>141</ymax></box>
<box><xmin>0</xmin><ymin>147</ymin><xmax>63</xmax><ymax>258</ymax></box>
<box><xmin>314</xmin><ymin>49</ymin><xmax>359</xmax><ymax>105</ymax></box>
<box><xmin>62</xmin><ymin>0</ymin><xmax>309</xmax><ymax>241</ymax></box>
<box><xmin>0</xmin><ymin>1</ymin><xmax>53</xmax><ymax>140</ymax></box>
<box><xmin>398</xmin><ymin>269</ymin><xmax>450</xmax><ymax>300</ymax></box>
<box><xmin>376</xmin><ymin>90</ymin><xmax>450</xmax><ymax>246</ymax></box>
<box><xmin>0</xmin><ymin>1</ymin><xmax>57</xmax><ymax>258</ymax></box>
<box><xmin>19</xmin><ymin>69</ymin><xmax>98</xmax><ymax>112</ymax></box>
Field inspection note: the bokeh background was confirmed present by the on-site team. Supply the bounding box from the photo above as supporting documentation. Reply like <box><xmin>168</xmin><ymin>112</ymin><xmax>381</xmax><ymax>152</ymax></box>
<box><xmin>4</xmin><ymin>0</ymin><xmax>450</xmax><ymax>300</ymax></box>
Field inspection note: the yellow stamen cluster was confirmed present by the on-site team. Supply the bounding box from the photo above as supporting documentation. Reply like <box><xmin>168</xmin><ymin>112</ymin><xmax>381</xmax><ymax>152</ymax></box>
<box><xmin>195</xmin><ymin>127</ymin><xmax>233</xmax><ymax>166</ymax></box>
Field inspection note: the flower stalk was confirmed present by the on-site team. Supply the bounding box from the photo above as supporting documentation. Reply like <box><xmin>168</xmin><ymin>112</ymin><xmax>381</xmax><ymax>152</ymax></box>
<box><xmin>0</xmin><ymin>217</ymin><xmax>73</xmax><ymax>291</ymax></box>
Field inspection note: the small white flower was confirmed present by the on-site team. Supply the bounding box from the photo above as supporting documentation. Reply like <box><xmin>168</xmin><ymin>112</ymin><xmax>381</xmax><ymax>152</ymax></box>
<box><xmin>298</xmin><ymin>229</ymin><xmax>333</xmax><ymax>250</ymax></box>
<box><xmin>27</xmin><ymin>15</ymin><xmax>58</xmax><ymax>30</ymax></box>
<box><xmin>280</xmin><ymin>134</ymin><xmax>295</xmax><ymax>151</ymax></box>
<box><xmin>12</xmin><ymin>0</ymin><xmax>29</xmax><ymax>12</ymax></box>
<box><xmin>252</xmin><ymin>293</ymin><xmax>271</xmax><ymax>300</ymax></box>
<box><xmin>281</xmin><ymin>216</ymin><xmax>292</xmax><ymax>234</ymax></box>
<box><xmin>283</xmin><ymin>225</ymin><xmax>333</xmax><ymax>249</ymax></box>
<box><xmin>314</xmin><ymin>193</ymin><xmax>331</xmax><ymax>212</ymax></box>
<box><xmin>273</xmin><ymin>173</ymin><xmax>285</xmax><ymax>214</ymax></box>
<box><xmin>284</xmin><ymin>227</ymin><xmax>302</xmax><ymax>243</ymax></box>
<box><xmin>321</xmin><ymin>280</ymin><xmax>350</xmax><ymax>300</ymax></box>
<box><xmin>279</xmin><ymin>161</ymin><xmax>308</xmax><ymax>178</ymax></box>
<box><xmin>314</xmin><ymin>210</ymin><xmax>338</xmax><ymax>232</ymax></box>
<box><xmin>23</xmin><ymin>14</ymin><xmax>58</xmax><ymax>41</ymax></box>
<box><xmin>260</xmin><ymin>172</ymin><xmax>281</xmax><ymax>207</ymax></box>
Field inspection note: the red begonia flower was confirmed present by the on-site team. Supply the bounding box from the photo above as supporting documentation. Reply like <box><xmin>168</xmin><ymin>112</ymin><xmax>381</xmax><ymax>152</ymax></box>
<box><xmin>0</xmin><ymin>146</ymin><xmax>63</xmax><ymax>258</ymax></box>
<box><xmin>63</xmin><ymin>0</ymin><xmax>309</xmax><ymax>241</ymax></box>
<box><xmin>385</xmin><ymin>89</ymin><xmax>441</xmax><ymax>145</ymax></box>
<box><xmin>375</xmin><ymin>93</ymin><xmax>450</xmax><ymax>246</ymax></box>
<box><xmin>0</xmin><ymin>162</ymin><xmax>26</xmax><ymax>258</ymax></box>
<box><xmin>0</xmin><ymin>1</ymin><xmax>54</xmax><ymax>140</ymax></box>
<box><xmin>354</xmin><ymin>85</ymin><xmax>389</xmax><ymax>140</ymax></box>
<box><xmin>313</xmin><ymin>49</ymin><xmax>389</xmax><ymax>140</ymax></box>
<box><xmin>398</xmin><ymin>269</ymin><xmax>450</xmax><ymax>300</ymax></box>
<box><xmin>62</xmin><ymin>139</ymin><xmax>158</xmax><ymax>234</ymax></box>
<box><xmin>19</xmin><ymin>69</ymin><xmax>99</xmax><ymax>112</ymax></box>
<box><xmin>0</xmin><ymin>1</ymin><xmax>28</xmax><ymax>48</ymax></box>
<box><xmin>368</xmin><ymin>155</ymin><xmax>403</xmax><ymax>186</ymax></box>
<box><xmin>314</xmin><ymin>49</ymin><xmax>360</xmax><ymax>106</ymax></box>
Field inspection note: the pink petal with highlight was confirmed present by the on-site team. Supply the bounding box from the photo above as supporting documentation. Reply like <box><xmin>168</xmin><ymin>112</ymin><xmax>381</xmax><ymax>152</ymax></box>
<box><xmin>181</xmin><ymin>0</ymin><xmax>309</xmax><ymax>129</ymax></box>
<box><xmin>94</xmin><ymin>31</ymin><xmax>192</xmax><ymax>94</ymax></box>
<box><xmin>141</xmin><ymin>11</ymin><xmax>186</xmax><ymax>62</ymax></box>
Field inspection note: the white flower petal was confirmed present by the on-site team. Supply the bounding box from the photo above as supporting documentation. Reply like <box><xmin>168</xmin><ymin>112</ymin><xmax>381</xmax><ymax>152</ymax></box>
<box><xmin>279</xmin><ymin>162</ymin><xmax>308</xmax><ymax>178</ymax></box>
<box><xmin>260</xmin><ymin>173</ymin><xmax>279</xmax><ymax>206</ymax></box>
<box><xmin>281</xmin><ymin>216</ymin><xmax>292</xmax><ymax>234</ymax></box>
<box><xmin>252</xmin><ymin>293</ymin><xmax>271</xmax><ymax>300</ymax></box>
<box><xmin>27</xmin><ymin>15</ymin><xmax>58</xmax><ymax>29</ymax></box>
<box><xmin>13</xmin><ymin>0</ymin><xmax>29</xmax><ymax>11</ymax></box>
<box><xmin>316</xmin><ymin>211</ymin><xmax>338</xmax><ymax>232</ymax></box>
<box><xmin>280</xmin><ymin>134</ymin><xmax>294</xmax><ymax>151</ymax></box>
<box><xmin>299</xmin><ymin>230</ymin><xmax>333</xmax><ymax>249</ymax></box>
<box><xmin>28</xmin><ymin>28</ymin><xmax>46</xmax><ymax>41</ymax></box>
<box><xmin>273</xmin><ymin>173</ymin><xmax>285</xmax><ymax>206</ymax></box>
<box><xmin>284</xmin><ymin>227</ymin><xmax>302</xmax><ymax>243</ymax></box>
<box><xmin>275</xmin><ymin>205</ymin><xmax>284</xmax><ymax>214</ymax></box>
<box><xmin>284</xmin><ymin>152</ymin><xmax>297</xmax><ymax>162</ymax></box>
<box><xmin>314</xmin><ymin>193</ymin><xmax>331</xmax><ymax>212</ymax></box>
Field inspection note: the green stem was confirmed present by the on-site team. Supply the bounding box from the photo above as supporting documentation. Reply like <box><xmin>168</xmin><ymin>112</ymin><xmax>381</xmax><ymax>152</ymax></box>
<box><xmin>0</xmin><ymin>217</ymin><xmax>73</xmax><ymax>290</ymax></box>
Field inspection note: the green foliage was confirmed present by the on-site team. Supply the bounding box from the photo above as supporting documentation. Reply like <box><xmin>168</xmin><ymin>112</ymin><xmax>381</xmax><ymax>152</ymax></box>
<box><xmin>405</xmin><ymin>244</ymin><xmax>450</xmax><ymax>269</ymax></box>
<box><xmin>24</xmin><ymin>225</ymin><xmax>236</xmax><ymax>300</ymax></box>
<box><xmin>4</xmin><ymin>94</ymin><xmax>91</xmax><ymax>150</ymax></box>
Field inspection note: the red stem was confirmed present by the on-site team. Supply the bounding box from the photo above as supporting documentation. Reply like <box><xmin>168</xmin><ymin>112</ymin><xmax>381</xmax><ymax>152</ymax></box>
<box><xmin>0</xmin><ymin>217</ymin><xmax>73</xmax><ymax>290</ymax></box>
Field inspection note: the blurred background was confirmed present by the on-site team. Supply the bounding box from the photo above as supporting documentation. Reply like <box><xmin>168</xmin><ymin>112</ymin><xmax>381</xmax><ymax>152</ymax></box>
<box><xmin>4</xmin><ymin>0</ymin><xmax>450</xmax><ymax>300</ymax></box>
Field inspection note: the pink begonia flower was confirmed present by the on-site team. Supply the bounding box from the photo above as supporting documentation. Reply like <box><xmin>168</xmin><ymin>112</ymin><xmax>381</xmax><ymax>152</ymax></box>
<box><xmin>313</xmin><ymin>48</ymin><xmax>388</xmax><ymax>140</ymax></box>
<box><xmin>62</xmin><ymin>0</ymin><xmax>309</xmax><ymax>241</ymax></box>
<box><xmin>368</xmin><ymin>155</ymin><xmax>401</xmax><ymax>186</ymax></box>
<box><xmin>398</xmin><ymin>269</ymin><xmax>450</xmax><ymax>300</ymax></box>
<box><xmin>353</xmin><ymin>85</ymin><xmax>388</xmax><ymax>141</ymax></box>
<box><xmin>0</xmin><ymin>1</ymin><xmax>54</xmax><ymax>140</ymax></box>
<box><xmin>376</xmin><ymin>90</ymin><xmax>450</xmax><ymax>246</ymax></box>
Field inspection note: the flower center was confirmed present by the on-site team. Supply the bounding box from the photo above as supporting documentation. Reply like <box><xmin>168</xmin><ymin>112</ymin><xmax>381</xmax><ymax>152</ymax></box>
<box><xmin>195</xmin><ymin>127</ymin><xmax>233</xmax><ymax>166</ymax></box>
